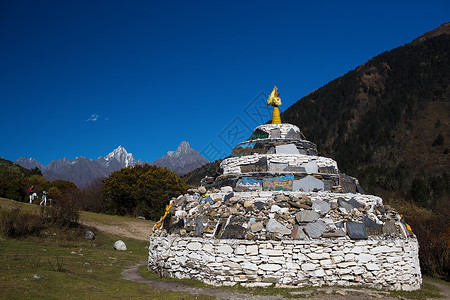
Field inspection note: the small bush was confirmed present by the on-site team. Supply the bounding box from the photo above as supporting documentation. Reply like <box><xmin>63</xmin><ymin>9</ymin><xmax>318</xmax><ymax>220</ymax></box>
<box><xmin>0</xmin><ymin>207</ymin><xmax>44</xmax><ymax>238</ymax></box>
<box><xmin>40</xmin><ymin>196</ymin><xmax>79</xmax><ymax>228</ymax></box>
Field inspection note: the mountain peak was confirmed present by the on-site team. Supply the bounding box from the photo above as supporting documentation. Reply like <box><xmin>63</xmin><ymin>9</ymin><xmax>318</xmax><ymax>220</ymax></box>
<box><xmin>177</xmin><ymin>140</ymin><xmax>191</xmax><ymax>151</ymax></box>
<box><xmin>151</xmin><ymin>141</ymin><xmax>209</xmax><ymax>175</ymax></box>
<box><xmin>102</xmin><ymin>145</ymin><xmax>136</xmax><ymax>167</ymax></box>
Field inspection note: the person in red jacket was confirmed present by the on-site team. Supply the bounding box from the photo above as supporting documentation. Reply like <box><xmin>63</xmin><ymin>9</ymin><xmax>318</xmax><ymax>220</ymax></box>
<box><xmin>28</xmin><ymin>186</ymin><xmax>36</xmax><ymax>203</ymax></box>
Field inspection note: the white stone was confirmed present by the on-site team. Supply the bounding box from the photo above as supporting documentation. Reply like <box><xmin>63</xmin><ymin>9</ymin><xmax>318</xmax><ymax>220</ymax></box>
<box><xmin>241</xmin><ymin>282</ymin><xmax>273</xmax><ymax>288</ymax></box>
<box><xmin>350</xmin><ymin>246</ymin><xmax>363</xmax><ymax>254</ymax></box>
<box><xmin>260</xmin><ymin>264</ymin><xmax>282</xmax><ymax>271</ymax></box>
<box><xmin>186</xmin><ymin>242</ymin><xmax>202</xmax><ymax>251</ymax></box>
<box><xmin>313</xmin><ymin>269</ymin><xmax>325</xmax><ymax>277</ymax></box>
<box><xmin>114</xmin><ymin>240</ymin><xmax>127</xmax><ymax>251</ymax></box>
<box><xmin>220</xmin><ymin>186</ymin><xmax>233</xmax><ymax>193</ymax></box>
<box><xmin>358</xmin><ymin>253</ymin><xmax>376</xmax><ymax>263</ymax></box>
<box><xmin>371</xmin><ymin>246</ymin><xmax>391</xmax><ymax>254</ymax></box>
<box><xmin>242</xmin><ymin>262</ymin><xmax>258</xmax><ymax>271</ymax></box>
<box><xmin>235</xmin><ymin>245</ymin><xmax>246</xmax><ymax>255</ymax></box>
<box><xmin>202</xmin><ymin>243</ymin><xmax>213</xmax><ymax>253</ymax></box>
<box><xmin>270</xmin><ymin>204</ymin><xmax>282</xmax><ymax>213</ymax></box>
<box><xmin>306</xmin><ymin>252</ymin><xmax>330</xmax><ymax>260</ymax></box>
<box><xmin>217</xmin><ymin>245</ymin><xmax>234</xmax><ymax>254</ymax></box>
<box><xmin>366</xmin><ymin>263</ymin><xmax>380</xmax><ymax>271</ymax></box>
<box><xmin>247</xmin><ymin>245</ymin><xmax>258</xmax><ymax>255</ymax></box>
<box><xmin>344</xmin><ymin>253</ymin><xmax>355</xmax><ymax>261</ymax></box>
<box><xmin>301</xmin><ymin>263</ymin><xmax>317</xmax><ymax>271</ymax></box>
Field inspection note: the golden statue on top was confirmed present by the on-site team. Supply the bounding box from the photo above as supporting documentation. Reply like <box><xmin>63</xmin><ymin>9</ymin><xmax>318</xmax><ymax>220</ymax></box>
<box><xmin>267</xmin><ymin>86</ymin><xmax>282</xmax><ymax>124</ymax></box>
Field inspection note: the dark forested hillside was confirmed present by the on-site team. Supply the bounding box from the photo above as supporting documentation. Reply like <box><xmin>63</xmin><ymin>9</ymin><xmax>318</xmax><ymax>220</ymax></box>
<box><xmin>282</xmin><ymin>25</ymin><xmax>450</xmax><ymax>200</ymax></box>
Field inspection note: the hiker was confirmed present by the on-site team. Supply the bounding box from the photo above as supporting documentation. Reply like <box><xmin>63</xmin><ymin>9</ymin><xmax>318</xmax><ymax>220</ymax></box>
<box><xmin>28</xmin><ymin>186</ymin><xmax>37</xmax><ymax>203</ymax></box>
<box><xmin>40</xmin><ymin>190</ymin><xmax>48</xmax><ymax>206</ymax></box>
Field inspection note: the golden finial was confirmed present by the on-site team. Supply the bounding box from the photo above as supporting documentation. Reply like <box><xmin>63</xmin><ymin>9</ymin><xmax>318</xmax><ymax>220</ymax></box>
<box><xmin>267</xmin><ymin>86</ymin><xmax>282</xmax><ymax>124</ymax></box>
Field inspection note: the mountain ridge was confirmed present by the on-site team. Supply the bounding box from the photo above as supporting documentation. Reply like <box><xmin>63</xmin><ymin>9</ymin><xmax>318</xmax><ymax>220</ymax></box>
<box><xmin>16</xmin><ymin>142</ymin><xmax>209</xmax><ymax>188</ymax></box>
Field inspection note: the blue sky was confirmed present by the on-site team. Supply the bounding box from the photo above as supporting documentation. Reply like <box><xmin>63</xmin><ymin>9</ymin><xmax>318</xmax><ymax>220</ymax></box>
<box><xmin>1</xmin><ymin>0</ymin><xmax>448</xmax><ymax>165</ymax></box>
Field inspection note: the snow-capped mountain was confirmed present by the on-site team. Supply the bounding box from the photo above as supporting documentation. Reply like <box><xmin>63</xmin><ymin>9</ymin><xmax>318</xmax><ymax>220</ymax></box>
<box><xmin>97</xmin><ymin>145</ymin><xmax>143</xmax><ymax>174</ymax></box>
<box><xmin>150</xmin><ymin>141</ymin><xmax>209</xmax><ymax>176</ymax></box>
<box><xmin>16</xmin><ymin>146</ymin><xmax>143</xmax><ymax>188</ymax></box>
<box><xmin>16</xmin><ymin>143</ymin><xmax>208</xmax><ymax>188</ymax></box>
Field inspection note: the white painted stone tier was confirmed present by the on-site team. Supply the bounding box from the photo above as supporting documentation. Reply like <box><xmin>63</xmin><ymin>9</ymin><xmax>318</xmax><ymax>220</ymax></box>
<box><xmin>149</xmin><ymin>236</ymin><xmax>421</xmax><ymax>291</ymax></box>
<box><xmin>221</xmin><ymin>154</ymin><xmax>339</xmax><ymax>176</ymax></box>
<box><xmin>253</xmin><ymin>123</ymin><xmax>302</xmax><ymax>140</ymax></box>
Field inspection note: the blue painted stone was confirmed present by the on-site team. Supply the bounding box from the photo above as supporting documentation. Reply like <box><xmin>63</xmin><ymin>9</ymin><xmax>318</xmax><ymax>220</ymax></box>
<box><xmin>346</xmin><ymin>222</ymin><xmax>368</xmax><ymax>240</ymax></box>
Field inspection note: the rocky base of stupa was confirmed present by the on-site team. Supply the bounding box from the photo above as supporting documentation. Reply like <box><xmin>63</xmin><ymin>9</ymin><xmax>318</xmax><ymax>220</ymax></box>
<box><xmin>149</xmin><ymin>236</ymin><xmax>420</xmax><ymax>291</ymax></box>
<box><xmin>149</xmin><ymin>188</ymin><xmax>422</xmax><ymax>291</ymax></box>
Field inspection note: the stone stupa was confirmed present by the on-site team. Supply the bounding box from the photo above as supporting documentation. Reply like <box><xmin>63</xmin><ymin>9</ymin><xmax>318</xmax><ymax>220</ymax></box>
<box><xmin>149</xmin><ymin>87</ymin><xmax>422</xmax><ymax>291</ymax></box>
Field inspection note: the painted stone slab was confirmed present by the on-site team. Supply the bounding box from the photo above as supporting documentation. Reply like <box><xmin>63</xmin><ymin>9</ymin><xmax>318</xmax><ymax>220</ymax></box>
<box><xmin>252</xmin><ymin>142</ymin><xmax>271</xmax><ymax>154</ymax></box>
<box><xmin>250</xmin><ymin>128</ymin><xmax>269</xmax><ymax>140</ymax></box>
<box><xmin>338</xmin><ymin>198</ymin><xmax>354</xmax><ymax>212</ymax></box>
<box><xmin>231</xmin><ymin>142</ymin><xmax>255</xmax><ymax>157</ymax></box>
<box><xmin>240</xmin><ymin>157</ymin><xmax>267</xmax><ymax>173</ymax></box>
<box><xmin>237</xmin><ymin>177</ymin><xmax>262</xmax><ymax>191</ymax></box>
<box><xmin>318</xmin><ymin>166</ymin><xmax>337</xmax><ymax>174</ymax></box>
<box><xmin>253</xmin><ymin>201</ymin><xmax>266</xmax><ymax>210</ymax></box>
<box><xmin>221</xmin><ymin>224</ymin><xmax>246</xmax><ymax>239</ymax></box>
<box><xmin>364</xmin><ymin>216</ymin><xmax>383</xmax><ymax>236</ymax></box>
<box><xmin>346</xmin><ymin>222</ymin><xmax>368</xmax><ymax>240</ymax></box>
<box><xmin>304</xmin><ymin>221</ymin><xmax>326</xmax><ymax>238</ymax></box>
<box><xmin>322</xmin><ymin>228</ymin><xmax>346</xmax><ymax>238</ymax></box>
<box><xmin>284</xmin><ymin>165</ymin><xmax>306</xmax><ymax>172</ymax></box>
<box><xmin>291</xmin><ymin>226</ymin><xmax>307</xmax><ymax>239</ymax></box>
<box><xmin>300</xmin><ymin>161</ymin><xmax>319</xmax><ymax>174</ymax></box>
<box><xmin>270</xmin><ymin>129</ymin><xmax>281</xmax><ymax>139</ymax></box>
<box><xmin>348</xmin><ymin>198</ymin><xmax>362</xmax><ymax>208</ymax></box>
<box><xmin>382</xmin><ymin>220</ymin><xmax>397</xmax><ymax>235</ymax></box>
<box><xmin>276</xmin><ymin>144</ymin><xmax>299</xmax><ymax>155</ymax></box>
<box><xmin>194</xmin><ymin>216</ymin><xmax>208</xmax><ymax>236</ymax></box>
<box><xmin>262</xmin><ymin>176</ymin><xmax>293</xmax><ymax>191</ymax></box>
<box><xmin>266</xmin><ymin>218</ymin><xmax>291</xmax><ymax>235</ymax></box>
<box><xmin>295</xmin><ymin>210</ymin><xmax>319</xmax><ymax>222</ymax></box>
<box><xmin>269</xmin><ymin>163</ymin><xmax>288</xmax><ymax>172</ymax></box>
<box><xmin>169</xmin><ymin>218</ymin><xmax>185</xmax><ymax>234</ymax></box>
<box><xmin>339</xmin><ymin>173</ymin><xmax>360</xmax><ymax>194</ymax></box>
<box><xmin>293</xmin><ymin>175</ymin><xmax>324</xmax><ymax>192</ymax></box>
<box><xmin>312</xmin><ymin>199</ymin><xmax>331</xmax><ymax>215</ymax></box>
<box><xmin>286</xmin><ymin>128</ymin><xmax>301</xmax><ymax>140</ymax></box>
<box><xmin>266</xmin><ymin>146</ymin><xmax>276</xmax><ymax>154</ymax></box>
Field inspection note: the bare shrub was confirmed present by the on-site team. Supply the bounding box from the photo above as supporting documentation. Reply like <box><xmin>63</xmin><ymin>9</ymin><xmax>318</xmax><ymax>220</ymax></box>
<box><xmin>0</xmin><ymin>207</ymin><xmax>44</xmax><ymax>238</ymax></box>
<box><xmin>40</xmin><ymin>193</ymin><xmax>80</xmax><ymax>228</ymax></box>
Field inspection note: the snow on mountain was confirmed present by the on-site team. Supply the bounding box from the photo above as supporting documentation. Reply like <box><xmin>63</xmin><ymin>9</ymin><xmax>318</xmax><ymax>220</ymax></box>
<box><xmin>101</xmin><ymin>145</ymin><xmax>137</xmax><ymax>167</ymax></box>
<box><xmin>15</xmin><ymin>143</ymin><xmax>206</xmax><ymax>188</ymax></box>
<box><xmin>16</xmin><ymin>146</ymin><xmax>144</xmax><ymax>188</ymax></box>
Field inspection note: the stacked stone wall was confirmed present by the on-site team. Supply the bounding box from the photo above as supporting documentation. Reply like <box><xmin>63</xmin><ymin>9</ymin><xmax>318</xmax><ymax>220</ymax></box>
<box><xmin>149</xmin><ymin>236</ymin><xmax>421</xmax><ymax>291</ymax></box>
<box><xmin>221</xmin><ymin>154</ymin><xmax>338</xmax><ymax>176</ymax></box>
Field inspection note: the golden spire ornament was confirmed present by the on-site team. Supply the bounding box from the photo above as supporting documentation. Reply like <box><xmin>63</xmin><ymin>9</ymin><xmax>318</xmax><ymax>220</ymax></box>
<box><xmin>267</xmin><ymin>86</ymin><xmax>282</xmax><ymax>124</ymax></box>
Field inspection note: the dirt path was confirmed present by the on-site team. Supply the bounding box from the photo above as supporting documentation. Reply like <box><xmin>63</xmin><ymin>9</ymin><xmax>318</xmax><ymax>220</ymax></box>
<box><xmin>82</xmin><ymin>220</ymin><xmax>153</xmax><ymax>241</ymax></box>
<box><xmin>121</xmin><ymin>261</ymin><xmax>402</xmax><ymax>300</ymax></box>
<box><xmin>424</xmin><ymin>279</ymin><xmax>450</xmax><ymax>299</ymax></box>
